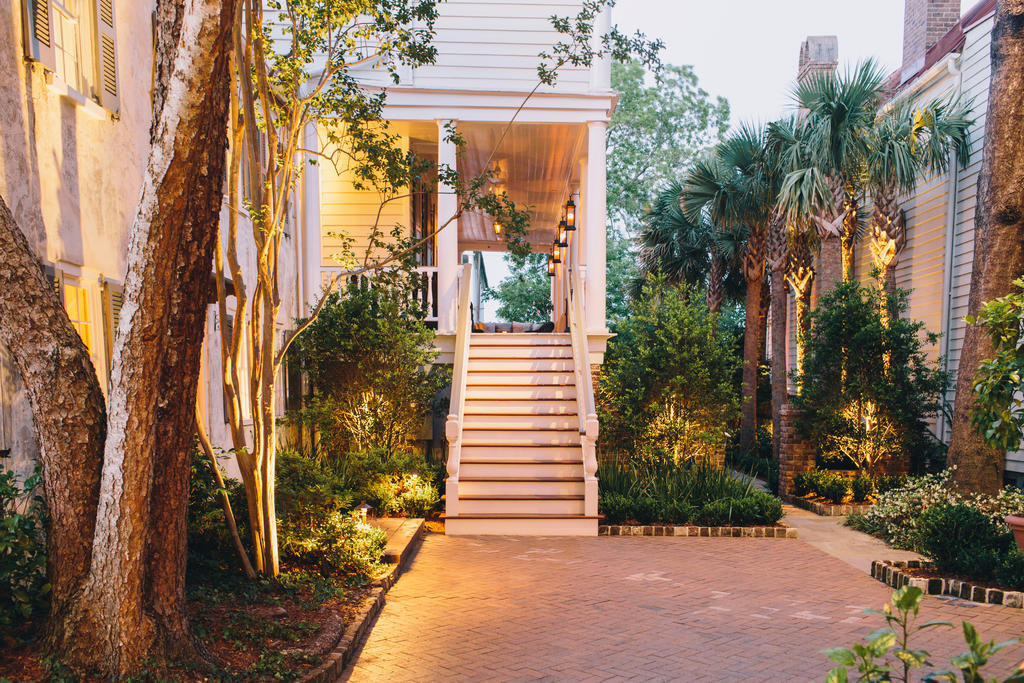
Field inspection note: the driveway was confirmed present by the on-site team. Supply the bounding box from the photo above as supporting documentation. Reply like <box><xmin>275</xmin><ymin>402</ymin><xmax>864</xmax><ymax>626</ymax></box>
<box><xmin>343</xmin><ymin>533</ymin><xmax>1024</xmax><ymax>681</ymax></box>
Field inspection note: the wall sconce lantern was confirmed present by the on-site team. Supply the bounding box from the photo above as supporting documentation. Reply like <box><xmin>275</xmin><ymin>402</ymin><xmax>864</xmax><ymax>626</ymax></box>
<box><xmin>565</xmin><ymin>198</ymin><xmax>576</xmax><ymax>231</ymax></box>
<box><xmin>547</xmin><ymin>256</ymin><xmax>556</xmax><ymax>276</ymax></box>
<box><xmin>557</xmin><ymin>220</ymin><xmax>569</xmax><ymax>247</ymax></box>
<box><xmin>493</xmin><ymin>221</ymin><xmax>502</xmax><ymax>235</ymax></box>
<box><xmin>551</xmin><ymin>242</ymin><xmax>562</xmax><ymax>264</ymax></box>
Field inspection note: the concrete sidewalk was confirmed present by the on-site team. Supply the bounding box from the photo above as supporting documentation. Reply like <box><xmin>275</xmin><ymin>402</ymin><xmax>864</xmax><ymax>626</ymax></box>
<box><xmin>782</xmin><ymin>505</ymin><xmax>921</xmax><ymax>574</ymax></box>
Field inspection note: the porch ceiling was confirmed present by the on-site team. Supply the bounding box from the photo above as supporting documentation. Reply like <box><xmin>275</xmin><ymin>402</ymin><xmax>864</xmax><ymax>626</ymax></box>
<box><xmin>457</xmin><ymin>122</ymin><xmax>586</xmax><ymax>250</ymax></box>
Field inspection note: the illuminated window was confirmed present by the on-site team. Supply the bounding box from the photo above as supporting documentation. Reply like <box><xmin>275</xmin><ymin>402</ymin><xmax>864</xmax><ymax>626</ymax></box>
<box><xmin>63</xmin><ymin>282</ymin><xmax>92</xmax><ymax>354</ymax></box>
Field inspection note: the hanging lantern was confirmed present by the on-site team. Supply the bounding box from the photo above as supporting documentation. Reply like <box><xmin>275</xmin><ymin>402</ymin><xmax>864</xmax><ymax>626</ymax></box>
<box><xmin>565</xmin><ymin>197</ymin><xmax>576</xmax><ymax>230</ymax></box>
<box><xmin>547</xmin><ymin>256</ymin><xmax>556</xmax><ymax>276</ymax></box>
<box><xmin>557</xmin><ymin>220</ymin><xmax>569</xmax><ymax>247</ymax></box>
<box><xmin>493</xmin><ymin>221</ymin><xmax>502</xmax><ymax>235</ymax></box>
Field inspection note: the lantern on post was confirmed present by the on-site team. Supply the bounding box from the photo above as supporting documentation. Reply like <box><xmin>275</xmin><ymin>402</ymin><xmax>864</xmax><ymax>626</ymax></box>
<box><xmin>565</xmin><ymin>197</ymin><xmax>576</xmax><ymax>231</ymax></box>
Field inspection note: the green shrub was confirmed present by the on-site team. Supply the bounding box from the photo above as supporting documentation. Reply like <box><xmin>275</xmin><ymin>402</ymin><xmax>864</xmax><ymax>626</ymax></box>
<box><xmin>819</xmin><ymin>473</ymin><xmax>849</xmax><ymax>505</ymax></box>
<box><xmin>874</xmin><ymin>474</ymin><xmax>907</xmax><ymax>495</ymax></box>
<box><xmin>287</xmin><ymin>275</ymin><xmax>449</xmax><ymax>459</ymax></box>
<box><xmin>916</xmin><ymin>503</ymin><xmax>1013</xmax><ymax>578</ymax></box>
<box><xmin>995</xmin><ymin>550</ymin><xmax>1024</xmax><ymax>592</ymax></box>
<box><xmin>793</xmin><ymin>281</ymin><xmax>948</xmax><ymax>474</ymax></box>
<box><xmin>851</xmin><ymin>473</ymin><xmax>874</xmax><ymax>503</ymax></box>
<box><xmin>276</xmin><ymin>450</ymin><xmax>357</xmax><ymax>532</ymax></box>
<box><xmin>280</xmin><ymin>512</ymin><xmax>386</xmax><ymax>582</ymax></box>
<box><xmin>188</xmin><ymin>444</ymin><xmax>249</xmax><ymax>577</ymax></box>
<box><xmin>793</xmin><ymin>471</ymin><xmax>816</xmax><ymax>497</ymax></box>
<box><xmin>694</xmin><ymin>492</ymin><xmax>783</xmax><ymax>527</ymax></box>
<box><xmin>598</xmin><ymin>277</ymin><xmax>740</xmax><ymax>460</ymax></box>
<box><xmin>599</xmin><ymin>493</ymin><xmax>634</xmax><ymax>525</ymax></box>
<box><xmin>661</xmin><ymin>500</ymin><xmax>696</xmax><ymax>525</ymax></box>
<box><xmin>631</xmin><ymin>496</ymin><xmax>660</xmax><ymax>524</ymax></box>
<box><xmin>364</xmin><ymin>473</ymin><xmax>440</xmax><ymax>517</ymax></box>
<box><xmin>0</xmin><ymin>468</ymin><xmax>48</xmax><ymax>630</ymax></box>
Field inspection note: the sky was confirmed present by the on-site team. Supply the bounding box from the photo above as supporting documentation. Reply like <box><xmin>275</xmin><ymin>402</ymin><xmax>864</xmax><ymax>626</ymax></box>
<box><xmin>612</xmin><ymin>0</ymin><xmax>977</xmax><ymax>127</ymax></box>
<box><xmin>480</xmin><ymin>0</ymin><xmax>977</xmax><ymax>318</ymax></box>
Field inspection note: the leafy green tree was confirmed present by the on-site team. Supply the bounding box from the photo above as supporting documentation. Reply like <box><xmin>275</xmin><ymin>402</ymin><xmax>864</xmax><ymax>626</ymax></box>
<box><xmin>967</xmin><ymin>278</ymin><xmax>1024</xmax><ymax>453</ymax></box>
<box><xmin>598</xmin><ymin>276</ymin><xmax>740</xmax><ymax>460</ymax></box>
<box><xmin>793</xmin><ymin>281</ymin><xmax>948</xmax><ymax>474</ymax></box>
<box><xmin>607</xmin><ymin>60</ymin><xmax>730</xmax><ymax>235</ymax></box>
<box><xmin>483</xmin><ymin>253</ymin><xmax>553</xmax><ymax>324</ymax></box>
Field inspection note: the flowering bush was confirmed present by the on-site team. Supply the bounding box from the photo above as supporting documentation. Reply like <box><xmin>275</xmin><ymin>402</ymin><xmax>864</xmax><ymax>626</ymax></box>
<box><xmin>847</xmin><ymin>470</ymin><xmax>1024</xmax><ymax>551</ymax></box>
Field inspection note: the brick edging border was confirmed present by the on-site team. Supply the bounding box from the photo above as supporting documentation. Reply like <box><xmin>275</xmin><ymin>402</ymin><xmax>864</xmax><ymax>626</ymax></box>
<box><xmin>300</xmin><ymin>521</ymin><xmax>426</xmax><ymax>682</ymax></box>
<box><xmin>871</xmin><ymin>559</ymin><xmax>1024</xmax><ymax>609</ymax></box>
<box><xmin>600</xmin><ymin>524</ymin><xmax>797</xmax><ymax>538</ymax></box>
<box><xmin>792</xmin><ymin>497</ymin><xmax>874</xmax><ymax>516</ymax></box>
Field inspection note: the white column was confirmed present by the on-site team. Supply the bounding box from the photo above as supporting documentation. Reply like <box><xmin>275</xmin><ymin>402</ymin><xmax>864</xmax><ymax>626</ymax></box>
<box><xmin>301</xmin><ymin>123</ymin><xmax>322</xmax><ymax>309</ymax></box>
<box><xmin>437</xmin><ymin>120</ymin><xmax>460</xmax><ymax>334</ymax></box>
<box><xmin>584</xmin><ymin>121</ymin><xmax>607</xmax><ymax>333</ymax></box>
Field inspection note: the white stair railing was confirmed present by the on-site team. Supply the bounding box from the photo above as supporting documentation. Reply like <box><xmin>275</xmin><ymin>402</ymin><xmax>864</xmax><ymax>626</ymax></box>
<box><xmin>566</xmin><ymin>265</ymin><xmax>599</xmax><ymax>517</ymax></box>
<box><xmin>444</xmin><ymin>262</ymin><xmax>474</xmax><ymax>517</ymax></box>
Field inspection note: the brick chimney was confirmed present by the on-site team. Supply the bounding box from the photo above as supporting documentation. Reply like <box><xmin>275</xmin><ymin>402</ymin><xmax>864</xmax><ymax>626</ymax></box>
<box><xmin>797</xmin><ymin>35</ymin><xmax>838</xmax><ymax>84</ymax></box>
<box><xmin>902</xmin><ymin>0</ymin><xmax>960</xmax><ymax>78</ymax></box>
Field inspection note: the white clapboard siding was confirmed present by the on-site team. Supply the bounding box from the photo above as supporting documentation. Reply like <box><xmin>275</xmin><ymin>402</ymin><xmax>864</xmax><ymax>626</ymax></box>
<box><xmin>407</xmin><ymin>0</ymin><xmax>592</xmax><ymax>94</ymax></box>
<box><xmin>317</xmin><ymin>126</ymin><xmax>410</xmax><ymax>267</ymax></box>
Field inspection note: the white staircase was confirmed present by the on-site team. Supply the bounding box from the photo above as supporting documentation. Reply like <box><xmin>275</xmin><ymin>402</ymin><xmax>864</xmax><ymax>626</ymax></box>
<box><xmin>444</xmin><ymin>265</ymin><xmax>599</xmax><ymax>535</ymax></box>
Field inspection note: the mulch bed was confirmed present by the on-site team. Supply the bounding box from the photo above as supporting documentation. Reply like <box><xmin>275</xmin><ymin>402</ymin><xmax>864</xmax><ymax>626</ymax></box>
<box><xmin>871</xmin><ymin>559</ymin><xmax>1024</xmax><ymax>609</ymax></box>
<box><xmin>0</xmin><ymin>574</ymin><xmax>374</xmax><ymax>681</ymax></box>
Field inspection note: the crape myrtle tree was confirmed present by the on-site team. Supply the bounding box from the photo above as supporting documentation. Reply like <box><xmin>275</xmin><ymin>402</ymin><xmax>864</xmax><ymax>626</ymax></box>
<box><xmin>947</xmin><ymin>1</ymin><xmax>1024</xmax><ymax>493</ymax></box>
<box><xmin>0</xmin><ymin>0</ymin><xmax>236</xmax><ymax>674</ymax></box>
<box><xmin>217</xmin><ymin>0</ymin><xmax>662</xmax><ymax>576</ymax></box>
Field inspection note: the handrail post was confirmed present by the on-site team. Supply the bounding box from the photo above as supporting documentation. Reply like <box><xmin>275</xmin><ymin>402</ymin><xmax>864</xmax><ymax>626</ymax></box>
<box><xmin>445</xmin><ymin>262</ymin><xmax>473</xmax><ymax>518</ymax></box>
<box><xmin>567</xmin><ymin>265</ymin><xmax>600</xmax><ymax>517</ymax></box>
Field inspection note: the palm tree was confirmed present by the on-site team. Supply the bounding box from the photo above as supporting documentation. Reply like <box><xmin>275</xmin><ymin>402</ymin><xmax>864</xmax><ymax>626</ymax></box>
<box><xmin>637</xmin><ymin>181</ymin><xmax>743</xmax><ymax>312</ymax></box>
<box><xmin>865</xmin><ymin>97</ymin><xmax>972</xmax><ymax>291</ymax></box>
<box><xmin>780</xmin><ymin>60</ymin><xmax>887</xmax><ymax>286</ymax></box>
<box><xmin>683</xmin><ymin>125</ymin><xmax>778</xmax><ymax>454</ymax></box>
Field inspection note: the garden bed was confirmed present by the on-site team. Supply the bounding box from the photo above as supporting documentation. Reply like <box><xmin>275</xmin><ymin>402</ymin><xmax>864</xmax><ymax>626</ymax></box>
<box><xmin>600</xmin><ymin>524</ymin><xmax>797</xmax><ymax>538</ymax></box>
<box><xmin>871</xmin><ymin>559</ymin><xmax>1024</xmax><ymax>609</ymax></box>
<box><xmin>793</xmin><ymin>495</ymin><xmax>873</xmax><ymax>516</ymax></box>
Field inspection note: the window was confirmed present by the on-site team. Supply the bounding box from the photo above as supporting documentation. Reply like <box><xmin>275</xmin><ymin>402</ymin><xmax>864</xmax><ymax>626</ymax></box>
<box><xmin>25</xmin><ymin>0</ymin><xmax>120</xmax><ymax>113</ymax></box>
<box><xmin>63</xmin><ymin>281</ymin><xmax>93</xmax><ymax>355</ymax></box>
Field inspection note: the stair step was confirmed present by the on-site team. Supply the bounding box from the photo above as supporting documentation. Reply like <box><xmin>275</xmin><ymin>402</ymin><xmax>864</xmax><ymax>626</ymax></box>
<box><xmin>460</xmin><ymin>445</ymin><xmax>582</xmax><ymax>461</ymax></box>
<box><xmin>461</xmin><ymin>430</ymin><xmax>581</xmax><ymax>446</ymax></box>
<box><xmin>458</xmin><ymin>497</ymin><xmax>585</xmax><ymax>515</ymax></box>
<box><xmin>459</xmin><ymin>477</ymin><xmax>585</xmax><ymax>496</ymax></box>
<box><xmin>462</xmin><ymin>414</ymin><xmax>580</xmax><ymax>431</ymax></box>
<box><xmin>467</xmin><ymin>358</ymin><xmax>575</xmax><ymax>372</ymax></box>
<box><xmin>465</xmin><ymin>385</ymin><xmax>577</xmax><ymax>400</ymax></box>
<box><xmin>466</xmin><ymin>372</ymin><xmax>575</xmax><ymax>386</ymax></box>
<box><xmin>469</xmin><ymin>334</ymin><xmax>571</xmax><ymax>346</ymax></box>
<box><xmin>469</xmin><ymin>346</ymin><xmax>572</xmax><ymax>360</ymax></box>
<box><xmin>463</xmin><ymin>399</ymin><xmax>576</xmax><ymax>415</ymax></box>
<box><xmin>445</xmin><ymin>514</ymin><xmax>598</xmax><ymax>536</ymax></box>
<box><xmin>460</xmin><ymin>460</ymin><xmax>582</xmax><ymax>478</ymax></box>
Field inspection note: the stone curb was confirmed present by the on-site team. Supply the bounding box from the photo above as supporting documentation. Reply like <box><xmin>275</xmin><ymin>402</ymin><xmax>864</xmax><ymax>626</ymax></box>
<box><xmin>299</xmin><ymin>519</ymin><xmax>426</xmax><ymax>683</ymax></box>
<box><xmin>871</xmin><ymin>559</ymin><xmax>1024</xmax><ymax>609</ymax></box>
<box><xmin>599</xmin><ymin>524</ymin><xmax>797</xmax><ymax>538</ymax></box>
<box><xmin>792</xmin><ymin>497</ymin><xmax>874</xmax><ymax>517</ymax></box>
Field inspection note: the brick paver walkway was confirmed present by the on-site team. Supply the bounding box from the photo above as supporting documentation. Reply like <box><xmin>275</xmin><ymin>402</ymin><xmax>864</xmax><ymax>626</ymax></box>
<box><xmin>343</xmin><ymin>534</ymin><xmax>1024</xmax><ymax>681</ymax></box>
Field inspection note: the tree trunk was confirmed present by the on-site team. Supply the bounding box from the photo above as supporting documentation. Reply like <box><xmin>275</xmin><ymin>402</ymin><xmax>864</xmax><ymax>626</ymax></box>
<box><xmin>707</xmin><ymin>252</ymin><xmax>725</xmax><ymax>314</ymax></box>
<box><xmin>0</xmin><ymin>195</ymin><xmax>105</xmax><ymax>629</ymax></box>
<box><xmin>739</xmin><ymin>274</ymin><xmax>763</xmax><ymax>454</ymax></box>
<box><xmin>51</xmin><ymin>0</ymin><xmax>237</xmax><ymax>673</ymax></box>
<box><xmin>948</xmin><ymin>1</ymin><xmax>1024</xmax><ymax>494</ymax></box>
<box><xmin>818</xmin><ymin>236</ymin><xmax>843</xmax><ymax>296</ymax></box>
<box><xmin>770</xmin><ymin>267</ymin><xmax>787</xmax><ymax>461</ymax></box>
